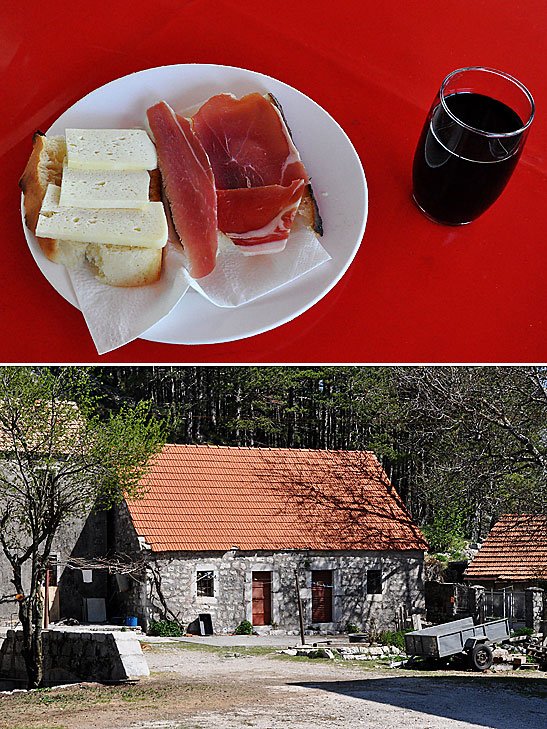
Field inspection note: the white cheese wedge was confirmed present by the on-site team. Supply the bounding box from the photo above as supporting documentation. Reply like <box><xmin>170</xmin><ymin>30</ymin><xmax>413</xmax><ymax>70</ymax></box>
<box><xmin>65</xmin><ymin>128</ymin><xmax>157</xmax><ymax>170</ymax></box>
<box><xmin>36</xmin><ymin>184</ymin><xmax>167</xmax><ymax>249</ymax></box>
<box><xmin>59</xmin><ymin>163</ymin><xmax>151</xmax><ymax>208</ymax></box>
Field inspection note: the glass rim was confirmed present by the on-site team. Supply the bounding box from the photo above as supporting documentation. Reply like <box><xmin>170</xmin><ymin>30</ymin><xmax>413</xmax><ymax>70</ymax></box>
<box><xmin>439</xmin><ymin>66</ymin><xmax>535</xmax><ymax>138</ymax></box>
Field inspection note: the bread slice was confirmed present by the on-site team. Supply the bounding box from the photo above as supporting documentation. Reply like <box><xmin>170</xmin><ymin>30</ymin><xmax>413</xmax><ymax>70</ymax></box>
<box><xmin>20</xmin><ymin>132</ymin><xmax>163</xmax><ymax>287</ymax></box>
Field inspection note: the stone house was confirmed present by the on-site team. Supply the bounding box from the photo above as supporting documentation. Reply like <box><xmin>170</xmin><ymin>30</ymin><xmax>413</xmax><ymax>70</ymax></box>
<box><xmin>114</xmin><ymin>444</ymin><xmax>427</xmax><ymax>634</ymax></box>
<box><xmin>464</xmin><ymin>514</ymin><xmax>547</xmax><ymax>588</ymax></box>
<box><xmin>464</xmin><ymin>514</ymin><xmax>547</xmax><ymax>630</ymax></box>
<box><xmin>0</xmin><ymin>444</ymin><xmax>428</xmax><ymax>634</ymax></box>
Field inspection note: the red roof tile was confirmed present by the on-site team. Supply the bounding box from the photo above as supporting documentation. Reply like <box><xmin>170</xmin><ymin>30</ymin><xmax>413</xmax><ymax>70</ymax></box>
<box><xmin>126</xmin><ymin>444</ymin><xmax>426</xmax><ymax>552</ymax></box>
<box><xmin>465</xmin><ymin>514</ymin><xmax>547</xmax><ymax>582</ymax></box>
<box><xmin>0</xmin><ymin>400</ymin><xmax>84</xmax><ymax>453</ymax></box>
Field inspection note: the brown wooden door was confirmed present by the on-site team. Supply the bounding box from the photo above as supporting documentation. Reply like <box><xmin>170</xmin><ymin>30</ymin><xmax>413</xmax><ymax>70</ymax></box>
<box><xmin>312</xmin><ymin>570</ymin><xmax>333</xmax><ymax>623</ymax></box>
<box><xmin>252</xmin><ymin>572</ymin><xmax>272</xmax><ymax>625</ymax></box>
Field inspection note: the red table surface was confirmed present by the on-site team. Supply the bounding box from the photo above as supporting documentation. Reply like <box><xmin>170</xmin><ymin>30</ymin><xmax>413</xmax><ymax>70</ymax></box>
<box><xmin>2</xmin><ymin>0</ymin><xmax>546</xmax><ymax>364</ymax></box>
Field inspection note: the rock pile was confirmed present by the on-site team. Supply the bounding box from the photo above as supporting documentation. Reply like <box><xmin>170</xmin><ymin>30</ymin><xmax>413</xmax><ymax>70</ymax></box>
<box><xmin>278</xmin><ymin>644</ymin><xmax>402</xmax><ymax>661</ymax></box>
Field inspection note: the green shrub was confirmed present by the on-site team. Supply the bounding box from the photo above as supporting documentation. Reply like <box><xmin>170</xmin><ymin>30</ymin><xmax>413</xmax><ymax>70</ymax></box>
<box><xmin>347</xmin><ymin>623</ymin><xmax>360</xmax><ymax>634</ymax></box>
<box><xmin>235</xmin><ymin>620</ymin><xmax>253</xmax><ymax>635</ymax></box>
<box><xmin>148</xmin><ymin>619</ymin><xmax>185</xmax><ymax>637</ymax></box>
<box><xmin>422</xmin><ymin>502</ymin><xmax>466</xmax><ymax>555</ymax></box>
<box><xmin>511</xmin><ymin>627</ymin><xmax>534</xmax><ymax>637</ymax></box>
<box><xmin>377</xmin><ymin>629</ymin><xmax>412</xmax><ymax>651</ymax></box>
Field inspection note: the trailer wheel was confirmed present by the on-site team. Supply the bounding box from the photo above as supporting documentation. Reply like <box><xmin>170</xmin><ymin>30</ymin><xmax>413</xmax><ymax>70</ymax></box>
<box><xmin>469</xmin><ymin>644</ymin><xmax>493</xmax><ymax>671</ymax></box>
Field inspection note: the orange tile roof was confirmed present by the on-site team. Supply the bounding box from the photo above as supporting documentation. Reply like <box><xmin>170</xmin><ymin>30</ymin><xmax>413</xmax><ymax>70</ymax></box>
<box><xmin>126</xmin><ymin>444</ymin><xmax>427</xmax><ymax>552</ymax></box>
<box><xmin>0</xmin><ymin>400</ymin><xmax>84</xmax><ymax>453</ymax></box>
<box><xmin>465</xmin><ymin>514</ymin><xmax>547</xmax><ymax>582</ymax></box>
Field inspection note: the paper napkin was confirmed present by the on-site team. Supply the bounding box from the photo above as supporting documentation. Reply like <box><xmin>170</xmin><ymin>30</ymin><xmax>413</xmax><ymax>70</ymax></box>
<box><xmin>69</xmin><ymin>215</ymin><xmax>330</xmax><ymax>354</ymax></box>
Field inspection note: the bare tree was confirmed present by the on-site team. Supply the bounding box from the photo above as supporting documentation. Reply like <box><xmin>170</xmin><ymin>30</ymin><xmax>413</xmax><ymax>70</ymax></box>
<box><xmin>0</xmin><ymin>367</ymin><xmax>166</xmax><ymax>688</ymax></box>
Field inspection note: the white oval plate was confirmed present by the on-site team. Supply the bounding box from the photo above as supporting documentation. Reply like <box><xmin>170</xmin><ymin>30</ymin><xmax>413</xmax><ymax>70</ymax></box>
<box><xmin>23</xmin><ymin>64</ymin><xmax>368</xmax><ymax>345</ymax></box>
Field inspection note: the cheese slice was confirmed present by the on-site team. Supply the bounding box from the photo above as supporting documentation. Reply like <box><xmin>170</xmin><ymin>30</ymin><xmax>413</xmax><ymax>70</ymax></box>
<box><xmin>36</xmin><ymin>185</ymin><xmax>167</xmax><ymax>249</ymax></box>
<box><xmin>65</xmin><ymin>128</ymin><xmax>157</xmax><ymax>170</ymax></box>
<box><xmin>59</xmin><ymin>163</ymin><xmax>151</xmax><ymax>208</ymax></box>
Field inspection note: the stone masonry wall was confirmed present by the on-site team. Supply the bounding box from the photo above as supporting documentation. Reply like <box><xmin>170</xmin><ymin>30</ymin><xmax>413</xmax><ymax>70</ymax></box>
<box><xmin>0</xmin><ymin>628</ymin><xmax>149</xmax><ymax>687</ymax></box>
<box><xmin>0</xmin><ymin>508</ymin><xmax>108</xmax><ymax>625</ymax></box>
<box><xmin>134</xmin><ymin>549</ymin><xmax>425</xmax><ymax>634</ymax></box>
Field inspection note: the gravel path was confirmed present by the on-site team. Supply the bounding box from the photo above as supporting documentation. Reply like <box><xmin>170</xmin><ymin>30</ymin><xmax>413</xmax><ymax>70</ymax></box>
<box><xmin>133</xmin><ymin>644</ymin><xmax>547</xmax><ymax>729</ymax></box>
<box><xmin>4</xmin><ymin>641</ymin><xmax>545</xmax><ymax>729</ymax></box>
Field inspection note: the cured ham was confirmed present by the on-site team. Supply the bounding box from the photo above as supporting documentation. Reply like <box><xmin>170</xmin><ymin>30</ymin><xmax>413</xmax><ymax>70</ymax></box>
<box><xmin>217</xmin><ymin>179</ymin><xmax>306</xmax><ymax>248</ymax></box>
<box><xmin>191</xmin><ymin>93</ymin><xmax>308</xmax><ymax>189</ymax></box>
<box><xmin>147</xmin><ymin>101</ymin><xmax>217</xmax><ymax>279</ymax></box>
<box><xmin>190</xmin><ymin>93</ymin><xmax>309</xmax><ymax>252</ymax></box>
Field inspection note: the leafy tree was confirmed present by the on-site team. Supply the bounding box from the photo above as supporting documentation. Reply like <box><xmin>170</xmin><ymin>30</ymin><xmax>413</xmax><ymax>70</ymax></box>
<box><xmin>89</xmin><ymin>365</ymin><xmax>547</xmax><ymax>540</ymax></box>
<box><xmin>0</xmin><ymin>367</ymin><xmax>166</xmax><ymax>688</ymax></box>
<box><xmin>391</xmin><ymin>366</ymin><xmax>547</xmax><ymax>537</ymax></box>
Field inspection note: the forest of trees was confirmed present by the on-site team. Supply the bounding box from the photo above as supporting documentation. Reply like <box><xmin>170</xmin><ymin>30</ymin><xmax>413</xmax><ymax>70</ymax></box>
<box><xmin>72</xmin><ymin>365</ymin><xmax>547</xmax><ymax>551</ymax></box>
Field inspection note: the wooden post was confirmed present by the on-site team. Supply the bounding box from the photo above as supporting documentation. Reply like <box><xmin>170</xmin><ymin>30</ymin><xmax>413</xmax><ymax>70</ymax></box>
<box><xmin>44</xmin><ymin>568</ymin><xmax>49</xmax><ymax>629</ymax></box>
<box><xmin>295</xmin><ymin>569</ymin><xmax>306</xmax><ymax>646</ymax></box>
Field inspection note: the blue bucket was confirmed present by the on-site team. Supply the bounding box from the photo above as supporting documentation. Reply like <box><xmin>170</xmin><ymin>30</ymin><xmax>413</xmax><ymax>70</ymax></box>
<box><xmin>125</xmin><ymin>616</ymin><xmax>138</xmax><ymax>627</ymax></box>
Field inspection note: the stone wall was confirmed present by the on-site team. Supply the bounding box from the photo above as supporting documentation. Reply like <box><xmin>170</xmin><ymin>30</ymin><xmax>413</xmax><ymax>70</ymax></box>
<box><xmin>126</xmin><ymin>548</ymin><xmax>425</xmax><ymax>634</ymax></box>
<box><xmin>0</xmin><ymin>628</ymin><xmax>149</xmax><ymax>687</ymax></box>
<box><xmin>525</xmin><ymin>587</ymin><xmax>545</xmax><ymax>632</ymax></box>
<box><xmin>0</xmin><ymin>508</ymin><xmax>108</xmax><ymax>626</ymax></box>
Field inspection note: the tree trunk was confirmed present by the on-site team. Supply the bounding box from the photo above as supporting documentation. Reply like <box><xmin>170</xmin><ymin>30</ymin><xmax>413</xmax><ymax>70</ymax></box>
<box><xmin>19</xmin><ymin>592</ymin><xmax>44</xmax><ymax>688</ymax></box>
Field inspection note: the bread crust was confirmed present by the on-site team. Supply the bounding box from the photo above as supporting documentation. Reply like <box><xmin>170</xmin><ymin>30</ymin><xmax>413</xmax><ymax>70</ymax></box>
<box><xmin>266</xmin><ymin>93</ymin><xmax>323</xmax><ymax>236</ymax></box>
<box><xmin>20</xmin><ymin>131</ymin><xmax>163</xmax><ymax>286</ymax></box>
<box><xmin>19</xmin><ymin>132</ymin><xmax>67</xmax><ymax>262</ymax></box>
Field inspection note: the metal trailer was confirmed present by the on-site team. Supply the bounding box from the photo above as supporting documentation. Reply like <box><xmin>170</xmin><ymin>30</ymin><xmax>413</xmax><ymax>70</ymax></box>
<box><xmin>404</xmin><ymin>616</ymin><xmax>510</xmax><ymax>671</ymax></box>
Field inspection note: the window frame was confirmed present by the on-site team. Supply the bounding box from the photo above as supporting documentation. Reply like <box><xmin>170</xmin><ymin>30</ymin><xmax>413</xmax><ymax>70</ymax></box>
<box><xmin>196</xmin><ymin>569</ymin><xmax>215</xmax><ymax>598</ymax></box>
<box><xmin>366</xmin><ymin>568</ymin><xmax>383</xmax><ymax>595</ymax></box>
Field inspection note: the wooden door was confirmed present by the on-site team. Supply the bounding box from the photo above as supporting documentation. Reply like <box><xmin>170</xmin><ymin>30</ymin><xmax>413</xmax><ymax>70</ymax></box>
<box><xmin>312</xmin><ymin>570</ymin><xmax>333</xmax><ymax>623</ymax></box>
<box><xmin>252</xmin><ymin>572</ymin><xmax>272</xmax><ymax>625</ymax></box>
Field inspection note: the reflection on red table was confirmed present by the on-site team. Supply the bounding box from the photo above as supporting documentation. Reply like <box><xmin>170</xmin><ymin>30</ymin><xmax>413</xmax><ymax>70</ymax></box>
<box><xmin>2</xmin><ymin>0</ymin><xmax>546</xmax><ymax>363</ymax></box>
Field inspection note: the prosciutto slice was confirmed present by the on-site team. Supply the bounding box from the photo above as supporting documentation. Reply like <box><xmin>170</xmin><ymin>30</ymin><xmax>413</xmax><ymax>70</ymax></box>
<box><xmin>147</xmin><ymin>101</ymin><xmax>217</xmax><ymax>279</ymax></box>
<box><xmin>190</xmin><ymin>93</ymin><xmax>308</xmax><ymax>251</ymax></box>
<box><xmin>217</xmin><ymin>179</ymin><xmax>306</xmax><ymax>247</ymax></box>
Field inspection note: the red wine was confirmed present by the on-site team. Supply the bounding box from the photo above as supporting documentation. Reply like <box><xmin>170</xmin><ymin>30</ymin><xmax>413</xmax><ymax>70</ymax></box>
<box><xmin>413</xmin><ymin>92</ymin><xmax>525</xmax><ymax>224</ymax></box>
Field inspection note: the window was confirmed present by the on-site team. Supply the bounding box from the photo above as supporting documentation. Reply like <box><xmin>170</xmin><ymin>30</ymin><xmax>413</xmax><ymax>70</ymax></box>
<box><xmin>311</xmin><ymin>570</ymin><xmax>333</xmax><ymax>622</ymax></box>
<box><xmin>197</xmin><ymin>571</ymin><xmax>214</xmax><ymax>597</ymax></box>
<box><xmin>367</xmin><ymin>569</ymin><xmax>382</xmax><ymax>594</ymax></box>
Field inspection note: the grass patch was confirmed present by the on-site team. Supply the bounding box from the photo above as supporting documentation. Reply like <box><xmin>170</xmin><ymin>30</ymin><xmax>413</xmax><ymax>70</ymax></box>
<box><xmin>2</xmin><ymin>680</ymin><xmax>208</xmax><ymax>715</ymax></box>
<box><xmin>142</xmin><ymin>640</ymin><xmax>275</xmax><ymax>659</ymax></box>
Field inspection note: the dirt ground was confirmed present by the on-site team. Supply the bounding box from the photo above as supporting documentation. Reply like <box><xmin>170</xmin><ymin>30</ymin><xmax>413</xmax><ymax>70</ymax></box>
<box><xmin>2</xmin><ymin>641</ymin><xmax>546</xmax><ymax>729</ymax></box>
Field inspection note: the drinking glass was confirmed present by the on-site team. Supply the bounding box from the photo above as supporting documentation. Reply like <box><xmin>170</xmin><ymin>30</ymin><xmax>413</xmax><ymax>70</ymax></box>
<box><xmin>412</xmin><ymin>67</ymin><xmax>535</xmax><ymax>225</ymax></box>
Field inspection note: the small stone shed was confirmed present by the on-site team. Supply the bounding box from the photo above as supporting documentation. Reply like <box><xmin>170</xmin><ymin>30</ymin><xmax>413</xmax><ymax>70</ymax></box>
<box><xmin>116</xmin><ymin>444</ymin><xmax>427</xmax><ymax>634</ymax></box>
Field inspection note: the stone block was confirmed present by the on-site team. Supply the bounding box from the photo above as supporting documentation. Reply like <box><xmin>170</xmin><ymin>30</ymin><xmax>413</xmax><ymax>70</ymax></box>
<box><xmin>13</xmin><ymin>657</ymin><xmax>26</xmax><ymax>675</ymax></box>
<box><xmin>0</xmin><ymin>652</ymin><xmax>13</xmax><ymax>675</ymax></box>
<box><xmin>492</xmin><ymin>648</ymin><xmax>510</xmax><ymax>663</ymax></box>
<box><xmin>119</xmin><ymin>653</ymin><xmax>150</xmax><ymax>677</ymax></box>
